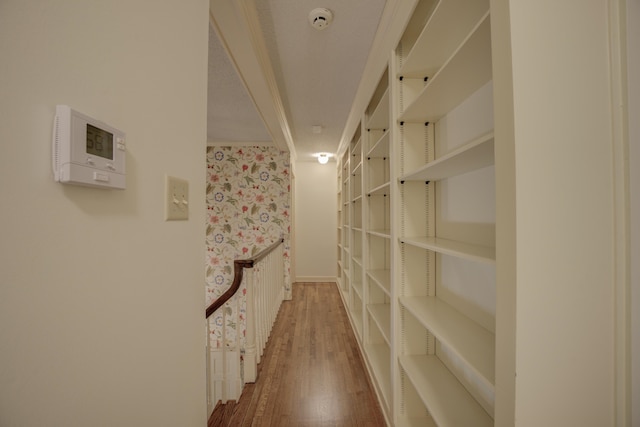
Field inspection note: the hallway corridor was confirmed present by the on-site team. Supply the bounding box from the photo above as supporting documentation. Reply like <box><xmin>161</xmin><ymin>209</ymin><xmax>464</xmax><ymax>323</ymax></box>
<box><xmin>208</xmin><ymin>282</ymin><xmax>386</xmax><ymax>427</ymax></box>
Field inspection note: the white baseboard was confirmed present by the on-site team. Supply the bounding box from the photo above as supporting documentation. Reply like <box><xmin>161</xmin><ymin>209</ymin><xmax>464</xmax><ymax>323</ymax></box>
<box><xmin>294</xmin><ymin>276</ymin><xmax>338</xmax><ymax>283</ymax></box>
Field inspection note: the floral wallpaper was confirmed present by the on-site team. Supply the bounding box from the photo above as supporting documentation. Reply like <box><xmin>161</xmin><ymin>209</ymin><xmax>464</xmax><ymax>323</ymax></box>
<box><xmin>205</xmin><ymin>146</ymin><xmax>291</xmax><ymax>350</ymax></box>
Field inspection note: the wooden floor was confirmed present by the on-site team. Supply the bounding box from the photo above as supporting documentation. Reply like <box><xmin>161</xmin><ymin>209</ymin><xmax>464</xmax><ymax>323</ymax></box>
<box><xmin>208</xmin><ymin>282</ymin><xmax>386</xmax><ymax>427</ymax></box>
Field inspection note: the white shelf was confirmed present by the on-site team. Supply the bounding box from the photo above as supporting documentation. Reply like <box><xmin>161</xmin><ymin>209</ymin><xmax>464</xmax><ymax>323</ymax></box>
<box><xmin>399</xmin><ymin>13</ymin><xmax>492</xmax><ymax>123</ymax></box>
<box><xmin>400</xmin><ymin>0</ymin><xmax>490</xmax><ymax>79</ymax></box>
<box><xmin>352</xmin><ymin>280</ymin><xmax>364</xmax><ymax>300</ymax></box>
<box><xmin>365</xmin><ymin>343</ymin><xmax>392</xmax><ymax>409</ymax></box>
<box><xmin>367</xmin><ymin>130</ymin><xmax>390</xmax><ymax>158</ymax></box>
<box><xmin>352</xmin><ymin>160</ymin><xmax>363</xmax><ymax>176</ymax></box>
<box><xmin>368</xmin><ymin>304</ymin><xmax>391</xmax><ymax>345</ymax></box>
<box><xmin>352</xmin><ymin>312</ymin><xmax>363</xmax><ymax>339</ymax></box>
<box><xmin>367</xmin><ymin>88</ymin><xmax>390</xmax><ymax>130</ymax></box>
<box><xmin>368</xmin><ymin>229</ymin><xmax>391</xmax><ymax>239</ymax></box>
<box><xmin>401</xmin><ymin>236</ymin><xmax>495</xmax><ymax>264</ymax></box>
<box><xmin>399</xmin><ymin>355</ymin><xmax>493</xmax><ymax>427</ymax></box>
<box><xmin>367</xmin><ymin>269</ymin><xmax>391</xmax><ymax>296</ymax></box>
<box><xmin>401</xmin><ymin>132</ymin><xmax>494</xmax><ymax>182</ymax></box>
<box><xmin>399</xmin><ymin>296</ymin><xmax>495</xmax><ymax>389</ymax></box>
<box><xmin>368</xmin><ymin>181</ymin><xmax>390</xmax><ymax>196</ymax></box>
<box><xmin>352</xmin><ymin>136</ymin><xmax>362</xmax><ymax>152</ymax></box>
<box><xmin>353</xmin><ymin>256</ymin><xmax>363</xmax><ymax>267</ymax></box>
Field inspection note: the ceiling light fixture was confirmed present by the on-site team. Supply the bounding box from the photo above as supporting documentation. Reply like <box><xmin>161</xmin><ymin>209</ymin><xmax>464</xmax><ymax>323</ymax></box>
<box><xmin>315</xmin><ymin>153</ymin><xmax>332</xmax><ymax>164</ymax></box>
<box><xmin>308</xmin><ymin>8</ymin><xmax>333</xmax><ymax>30</ymax></box>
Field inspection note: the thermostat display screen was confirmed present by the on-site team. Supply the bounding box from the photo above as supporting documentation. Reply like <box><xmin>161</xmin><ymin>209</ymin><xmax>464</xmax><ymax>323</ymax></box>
<box><xmin>86</xmin><ymin>124</ymin><xmax>113</xmax><ymax>160</ymax></box>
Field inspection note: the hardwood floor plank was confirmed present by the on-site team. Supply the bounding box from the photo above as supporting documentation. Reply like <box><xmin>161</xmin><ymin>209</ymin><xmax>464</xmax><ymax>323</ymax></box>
<box><xmin>208</xmin><ymin>282</ymin><xmax>386</xmax><ymax>426</ymax></box>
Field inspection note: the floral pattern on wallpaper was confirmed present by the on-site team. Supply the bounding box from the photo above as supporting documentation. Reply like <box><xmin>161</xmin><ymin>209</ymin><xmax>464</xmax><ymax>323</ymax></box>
<box><xmin>205</xmin><ymin>146</ymin><xmax>291</xmax><ymax>350</ymax></box>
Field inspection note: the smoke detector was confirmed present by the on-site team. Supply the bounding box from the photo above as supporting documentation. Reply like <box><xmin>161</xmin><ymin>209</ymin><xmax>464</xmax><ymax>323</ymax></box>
<box><xmin>308</xmin><ymin>8</ymin><xmax>333</xmax><ymax>30</ymax></box>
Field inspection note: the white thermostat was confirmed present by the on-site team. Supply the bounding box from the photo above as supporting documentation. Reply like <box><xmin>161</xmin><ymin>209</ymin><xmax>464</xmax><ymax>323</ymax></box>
<box><xmin>52</xmin><ymin>105</ymin><xmax>126</xmax><ymax>189</ymax></box>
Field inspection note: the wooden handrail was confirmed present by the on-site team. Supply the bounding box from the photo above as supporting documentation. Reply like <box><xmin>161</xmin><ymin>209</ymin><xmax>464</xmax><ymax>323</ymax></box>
<box><xmin>205</xmin><ymin>238</ymin><xmax>284</xmax><ymax>319</ymax></box>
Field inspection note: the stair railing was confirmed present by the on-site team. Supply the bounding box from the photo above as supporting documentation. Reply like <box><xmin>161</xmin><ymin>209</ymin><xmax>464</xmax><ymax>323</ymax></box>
<box><xmin>205</xmin><ymin>238</ymin><xmax>285</xmax><ymax>414</ymax></box>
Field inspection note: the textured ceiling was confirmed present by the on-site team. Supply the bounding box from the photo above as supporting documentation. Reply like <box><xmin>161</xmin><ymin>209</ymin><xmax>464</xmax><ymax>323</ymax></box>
<box><xmin>207</xmin><ymin>0</ymin><xmax>386</xmax><ymax>161</ymax></box>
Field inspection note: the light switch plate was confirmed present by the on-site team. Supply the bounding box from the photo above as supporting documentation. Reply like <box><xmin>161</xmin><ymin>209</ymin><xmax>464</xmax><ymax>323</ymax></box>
<box><xmin>165</xmin><ymin>175</ymin><xmax>189</xmax><ymax>221</ymax></box>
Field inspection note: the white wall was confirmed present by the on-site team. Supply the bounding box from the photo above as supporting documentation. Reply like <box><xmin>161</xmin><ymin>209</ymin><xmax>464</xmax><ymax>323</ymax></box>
<box><xmin>0</xmin><ymin>1</ymin><xmax>209</xmax><ymax>426</ymax></box>
<box><xmin>293</xmin><ymin>161</ymin><xmax>337</xmax><ymax>282</ymax></box>
<box><xmin>493</xmin><ymin>0</ymin><xmax>621</xmax><ymax>425</ymax></box>
<box><xmin>511</xmin><ymin>1</ymin><xmax>615</xmax><ymax>422</ymax></box>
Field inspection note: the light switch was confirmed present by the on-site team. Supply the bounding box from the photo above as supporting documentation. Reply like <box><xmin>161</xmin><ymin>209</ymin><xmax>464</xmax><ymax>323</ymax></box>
<box><xmin>165</xmin><ymin>175</ymin><xmax>189</xmax><ymax>221</ymax></box>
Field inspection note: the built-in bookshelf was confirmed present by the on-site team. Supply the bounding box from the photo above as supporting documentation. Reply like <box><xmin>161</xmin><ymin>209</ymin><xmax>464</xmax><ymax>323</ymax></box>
<box><xmin>340</xmin><ymin>148</ymin><xmax>351</xmax><ymax>296</ymax></box>
<box><xmin>337</xmin><ymin>0</ymin><xmax>496</xmax><ymax>425</ymax></box>
<box><xmin>338</xmin><ymin>125</ymin><xmax>366</xmax><ymax>340</ymax></box>
<box><xmin>363</xmin><ymin>67</ymin><xmax>393</xmax><ymax>415</ymax></box>
<box><xmin>337</xmin><ymin>152</ymin><xmax>343</xmax><ymax>291</ymax></box>
<box><xmin>350</xmin><ymin>125</ymin><xmax>364</xmax><ymax>338</ymax></box>
<box><xmin>394</xmin><ymin>0</ymin><xmax>494</xmax><ymax>424</ymax></box>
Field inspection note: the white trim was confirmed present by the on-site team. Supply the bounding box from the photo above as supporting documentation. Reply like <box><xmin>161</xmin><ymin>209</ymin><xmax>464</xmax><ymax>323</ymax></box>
<box><xmin>207</xmin><ymin>141</ymin><xmax>274</xmax><ymax>147</ymax></box>
<box><xmin>289</xmin><ymin>172</ymin><xmax>296</xmax><ymax>298</ymax></box>
<box><xmin>294</xmin><ymin>276</ymin><xmax>338</xmax><ymax>284</ymax></box>
<box><xmin>608</xmin><ymin>0</ymin><xmax>632</xmax><ymax>425</ymax></box>
<box><xmin>627</xmin><ymin>0</ymin><xmax>640</xmax><ymax>423</ymax></box>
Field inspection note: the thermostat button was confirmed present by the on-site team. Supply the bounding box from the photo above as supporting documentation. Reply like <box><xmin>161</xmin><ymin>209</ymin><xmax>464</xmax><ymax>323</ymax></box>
<box><xmin>94</xmin><ymin>172</ymin><xmax>109</xmax><ymax>182</ymax></box>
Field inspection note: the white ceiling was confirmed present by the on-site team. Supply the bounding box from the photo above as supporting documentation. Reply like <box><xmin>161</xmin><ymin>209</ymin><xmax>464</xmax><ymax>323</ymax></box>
<box><xmin>207</xmin><ymin>0</ymin><xmax>390</xmax><ymax>162</ymax></box>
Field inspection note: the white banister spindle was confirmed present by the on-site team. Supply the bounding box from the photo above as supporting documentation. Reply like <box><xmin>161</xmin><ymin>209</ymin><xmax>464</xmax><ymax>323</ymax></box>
<box><xmin>255</xmin><ymin>263</ymin><xmax>263</xmax><ymax>362</ymax></box>
<box><xmin>206</xmin><ymin>319</ymin><xmax>212</xmax><ymax>416</ymax></box>
<box><xmin>244</xmin><ymin>267</ymin><xmax>257</xmax><ymax>383</ymax></box>
<box><xmin>205</xmin><ymin>239</ymin><xmax>284</xmax><ymax>414</ymax></box>
<box><xmin>245</xmin><ymin>241</ymin><xmax>285</xmax><ymax>380</ymax></box>
<box><xmin>221</xmin><ymin>303</ymin><xmax>227</xmax><ymax>398</ymax></box>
